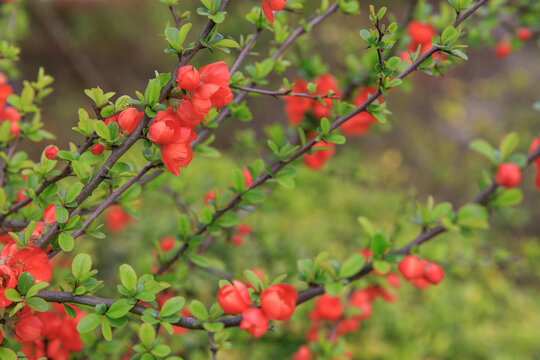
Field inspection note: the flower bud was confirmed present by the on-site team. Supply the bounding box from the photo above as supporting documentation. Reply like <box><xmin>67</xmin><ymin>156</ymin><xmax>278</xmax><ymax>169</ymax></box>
<box><xmin>118</xmin><ymin>107</ymin><xmax>144</xmax><ymax>134</ymax></box>
<box><xmin>91</xmin><ymin>143</ymin><xmax>105</xmax><ymax>155</ymax></box>
<box><xmin>260</xmin><ymin>284</ymin><xmax>298</xmax><ymax>321</ymax></box>
<box><xmin>424</xmin><ymin>261</ymin><xmax>445</xmax><ymax>285</ymax></box>
<box><xmin>398</xmin><ymin>255</ymin><xmax>425</xmax><ymax>281</ymax></box>
<box><xmin>517</xmin><ymin>27</ymin><xmax>532</xmax><ymax>41</ymax></box>
<box><xmin>43</xmin><ymin>203</ymin><xmax>56</xmax><ymax>225</ymax></box>
<box><xmin>217</xmin><ymin>280</ymin><xmax>251</xmax><ymax>314</ymax></box>
<box><xmin>176</xmin><ymin>65</ymin><xmax>201</xmax><ymax>92</ymax></box>
<box><xmin>239</xmin><ymin>308</ymin><xmax>268</xmax><ymax>338</ymax></box>
<box><xmin>44</xmin><ymin>145</ymin><xmax>59</xmax><ymax>160</ymax></box>
<box><xmin>495</xmin><ymin>163</ymin><xmax>522</xmax><ymax>188</ymax></box>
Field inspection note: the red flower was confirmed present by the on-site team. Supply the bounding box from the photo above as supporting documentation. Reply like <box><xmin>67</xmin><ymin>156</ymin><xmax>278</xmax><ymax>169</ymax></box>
<box><xmin>0</xmin><ymin>242</ymin><xmax>52</xmax><ymax>307</ymax></box>
<box><xmin>408</xmin><ymin>20</ymin><xmax>436</xmax><ymax>45</ymax></box>
<box><xmin>243</xmin><ymin>168</ymin><xmax>253</xmax><ymax>187</ymax></box>
<box><xmin>495</xmin><ymin>163</ymin><xmax>522</xmax><ymax>188</ymax></box>
<box><xmin>423</xmin><ymin>261</ymin><xmax>445</xmax><ymax>284</ymax></box>
<box><xmin>312</xmin><ymin>74</ymin><xmax>340</xmax><ymax>119</ymax></box>
<box><xmin>0</xmin><ymin>264</ymin><xmax>17</xmax><ymax>307</ymax></box>
<box><xmin>303</xmin><ymin>140</ymin><xmax>335</xmax><ymax>170</ymax></box>
<box><xmin>495</xmin><ymin>41</ymin><xmax>512</xmax><ymax>58</ymax></box>
<box><xmin>200</xmin><ymin>61</ymin><xmax>230</xmax><ymax>87</ymax></box>
<box><xmin>176</xmin><ymin>101</ymin><xmax>205</xmax><ymax>128</ymax></box>
<box><xmin>398</xmin><ymin>255</ymin><xmax>425</xmax><ymax>281</ymax></box>
<box><xmin>237</xmin><ymin>224</ymin><xmax>252</xmax><ymax>235</ymax></box>
<box><xmin>285</xmin><ymin>79</ymin><xmax>311</xmax><ymax>126</ymax></box>
<box><xmin>91</xmin><ymin>143</ymin><xmax>105</xmax><ymax>155</ymax></box>
<box><xmin>313</xmin><ymin>294</ymin><xmax>343</xmax><ymax>321</ymax></box>
<box><xmin>341</xmin><ymin>87</ymin><xmax>378</xmax><ymax>136</ymax></box>
<box><xmin>412</xmin><ymin>277</ymin><xmax>430</xmax><ymax>289</ymax></box>
<box><xmin>44</xmin><ymin>146</ymin><xmax>58</xmax><ymax>160</ymax></box>
<box><xmin>161</xmin><ymin>141</ymin><xmax>195</xmax><ymax>176</ymax></box>
<box><xmin>217</xmin><ymin>280</ymin><xmax>251</xmax><ymax>314</ymax></box>
<box><xmin>149</xmin><ymin>107</ymin><xmax>193</xmax><ymax>145</ymax></box>
<box><xmin>517</xmin><ymin>27</ymin><xmax>532</xmax><ymax>41</ymax></box>
<box><xmin>176</xmin><ymin>65</ymin><xmax>201</xmax><ymax>92</ymax></box>
<box><xmin>239</xmin><ymin>308</ymin><xmax>268</xmax><ymax>338</ymax></box>
<box><xmin>159</xmin><ymin>236</ymin><xmax>176</xmax><ymax>253</ymax></box>
<box><xmin>293</xmin><ymin>345</ymin><xmax>312</xmax><ymax>360</ymax></box>
<box><xmin>104</xmin><ymin>204</ymin><xmax>133</xmax><ymax>233</ymax></box>
<box><xmin>15</xmin><ymin>314</ymin><xmax>43</xmax><ymax>343</ymax></box>
<box><xmin>232</xmin><ymin>234</ymin><xmax>243</xmax><ymax>246</ymax></box>
<box><xmin>385</xmin><ymin>272</ymin><xmax>401</xmax><ymax>288</ymax></box>
<box><xmin>260</xmin><ymin>284</ymin><xmax>298</xmax><ymax>320</ymax></box>
<box><xmin>118</xmin><ymin>107</ymin><xmax>144</xmax><ymax>134</ymax></box>
<box><xmin>262</xmin><ymin>0</ymin><xmax>287</xmax><ymax>23</ymax></box>
<box><xmin>43</xmin><ymin>203</ymin><xmax>56</xmax><ymax>225</ymax></box>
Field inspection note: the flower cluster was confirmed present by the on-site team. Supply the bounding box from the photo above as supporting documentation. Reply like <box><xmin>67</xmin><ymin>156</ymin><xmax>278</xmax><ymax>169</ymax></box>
<box><xmin>399</xmin><ymin>20</ymin><xmax>436</xmax><ymax>62</ymax></box>
<box><xmin>303</xmin><ymin>139</ymin><xmax>335</xmax><ymax>171</ymax></box>
<box><xmin>91</xmin><ymin>107</ymin><xmax>145</xmax><ymax>156</ymax></box>
<box><xmin>217</xmin><ymin>279</ymin><xmax>297</xmax><ymax>338</ymax></box>
<box><xmin>148</xmin><ymin>62</ymin><xmax>233</xmax><ymax>175</ymax></box>
<box><xmin>20</xmin><ymin>304</ymin><xmax>84</xmax><ymax>360</ymax></box>
<box><xmin>340</xmin><ymin>87</ymin><xmax>378</xmax><ymax>137</ymax></box>
<box><xmin>398</xmin><ymin>255</ymin><xmax>445</xmax><ymax>289</ymax></box>
<box><xmin>0</xmin><ymin>242</ymin><xmax>51</xmax><ymax>307</ymax></box>
<box><xmin>0</xmin><ymin>73</ymin><xmax>21</xmax><ymax>137</ymax></box>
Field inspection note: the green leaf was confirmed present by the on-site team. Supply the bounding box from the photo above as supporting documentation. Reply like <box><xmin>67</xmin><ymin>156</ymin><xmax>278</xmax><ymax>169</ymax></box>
<box><xmin>55</xmin><ymin>207</ymin><xmax>69</xmax><ymax>224</ymax></box>
<box><xmin>26</xmin><ymin>281</ymin><xmax>49</xmax><ymax>298</ymax></box>
<box><xmin>457</xmin><ymin>204</ymin><xmax>489</xmax><ymax>229</ymax></box>
<box><xmin>339</xmin><ymin>253</ymin><xmax>366</xmax><ymax>278</ymax></box>
<box><xmin>72</xmin><ymin>253</ymin><xmax>92</xmax><ymax>280</ymax></box>
<box><xmin>373</xmin><ymin>260</ymin><xmax>391</xmax><ymax>274</ymax></box>
<box><xmin>26</xmin><ymin>297</ymin><xmax>49</xmax><ymax>312</ymax></box>
<box><xmin>58</xmin><ymin>232</ymin><xmax>74</xmax><ymax>252</ymax></box>
<box><xmin>4</xmin><ymin>288</ymin><xmax>22</xmax><ymax>302</ymax></box>
<box><xmin>0</xmin><ymin>347</ymin><xmax>17</xmax><ymax>360</ymax></box>
<box><xmin>189</xmin><ymin>300</ymin><xmax>209</xmax><ymax>320</ymax></box>
<box><xmin>77</xmin><ymin>313</ymin><xmax>102</xmax><ymax>333</ymax></box>
<box><xmin>139</xmin><ymin>323</ymin><xmax>156</xmax><ymax>349</ymax></box>
<box><xmin>160</xmin><ymin>296</ymin><xmax>186</xmax><ymax>318</ymax></box>
<box><xmin>119</xmin><ymin>264</ymin><xmax>138</xmax><ymax>292</ymax></box>
<box><xmin>470</xmin><ymin>139</ymin><xmax>497</xmax><ymax>164</ymax></box>
<box><xmin>325</xmin><ymin>281</ymin><xmax>343</xmax><ymax>296</ymax></box>
<box><xmin>64</xmin><ymin>304</ymin><xmax>77</xmax><ymax>318</ymax></box>
<box><xmin>203</xmin><ymin>321</ymin><xmax>224</xmax><ymax>332</ymax></box>
<box><xmin>94</xmin><ymin>120</ymin><xmax>111</xmax><ymax>141</ymax></box>
<box><xmin>101</xmin><ymin>317</ymin><xmax>112</xmax><ymax>341</ymax></box>
<box><xmin>492</xmin><ymin>189</ymin><xmax>523</xmax><ymax>207</ymax></box>
<box><xmin>499</xmin><ymin>132</ymin><xmax>519</xmax><ymax>161</ymax></box>
<box><xmin>17</xmin><ymin>272</ymin><xmax>35</xmax><ymax>295</ymax></box>
<box><xmin>216</xmin><ymin>213</ymin><xmax>238</xmax><ymax>227</ymax></box>
<box><xmin>107</xmin><ymin>299</ymin><xmax>134</xmax><ymax>319</ymax></box>
<box><xmin>66</xmin><ymin>183</ymin><xmax>84</xmax><ymax>204</ymax></box>
<box><xmin>244</xmin><ymin>269</ymin><xmax>263</xmax><ymax>291</ymax></box>
<box><xmin>370</xmin><ymin>233</ymin><xmax>389</xmax><ymax>256</ymax></box>
<box><xmin>189</xmin><ymin>254</ymin><xmax>211</xmax><ymax>268</ymax></box>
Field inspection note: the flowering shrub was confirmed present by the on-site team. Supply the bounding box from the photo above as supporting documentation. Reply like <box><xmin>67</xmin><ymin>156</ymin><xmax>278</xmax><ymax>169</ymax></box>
<box><xmin>0</xmin><ymin>0</ymin><xmax>539</xmax><ymax>359</ymax></box>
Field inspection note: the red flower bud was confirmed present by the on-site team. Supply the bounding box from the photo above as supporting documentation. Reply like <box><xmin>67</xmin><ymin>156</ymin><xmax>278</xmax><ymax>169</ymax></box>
<box><xmin>260</xmin><ymin>284</ymin><xmax>298</xmax><ymax>321</ymax></box>
<box><xmin>176</xmin><ymin>65</ymin><xmax>201</xmax><ymax>92</ymax></box>
<box><xmin>314</xmin><ymin>294</ymin><xmax>343</xmax><ymax>321</ymax></box>
<box><xmin>118</xmin><ymin>107</ymin><xmax>144</xmax><ymax>134</ymax></box>
<box><xmin>44</xmin><ymin>145</ymin><xmax>58</xmax><ymax>160</ymax></box>
<box><xmin>385</xmin><ymin>272</ymin><xmax>401</xmax><ymax>288</ymax></box>
<box><xmin>217</xmin><ymin>280</ymin><xmax>251</xmax><ymax>314</ymax></box>
<box><xmin>495</xmin><ymin>163</ymin><xmax>522</xmax><ymax>188</ymax></box>
<box><xmin>495</xmin><ymin>41</ymin><xmax>512</xmax><ymax>58</ymax></box>
<box><xmin>104</xmin><ymin>204</ymin><xmax>133</xmax><ymax>233</ymax></box>
<box><xmin>517</xmin><ymin>27</ymin><xmax>532</xmax><ymax>41</ymax></box>
<box><xmin>161</xmin><ymin>140</ymin><xmax>195</xmax><ymax>176</ymax></box>
<box><xmin>412</xmin><ymin>277</ymin><xmax>430</xmax><ymax>289</ymax></box>
<box><xmin>43</xmin><ymin>203</ymin><xmax>56</xmax><ymax>225</ymax></box>
<box><xmin>293</xmin><ymin>345</ymin><xmax>312</xmax><ymax>360</ymax></box>
<box><xmin>239</xmin><ymin>308</ymin><xmax>268</xmax><ymax>338</ymax></box>
<box><xmin>237</xmin><ymin>224</ymin><xmax>251</xmax><ymax>235</ymax></box>
<box><xmin>91</xmin><ymin>143</ymin><xmax>105</xmax><ymax>155</ymax></box>
<box><xmin>232</xmin><ymin>234</ymin><xmax>244</xmax><ymax>246</ymax></box>
<box><xmin>408</xmin><ymin>20</ymin><xmax>436</xmax><ymax>45</ymax></box>
<box><xmin>424</xmin><ymin>261</ymin><xmax>445</xmax><ymax>285</ymax></box>
<box><xmin>398</xmin><ymin>255</ymin><xmax>425</xmax><ymax>281</ymax></box>
<box><xmin>242</xmin><ymin>168</ymin><xmax>253</xmax><ymax>187</ymax></box>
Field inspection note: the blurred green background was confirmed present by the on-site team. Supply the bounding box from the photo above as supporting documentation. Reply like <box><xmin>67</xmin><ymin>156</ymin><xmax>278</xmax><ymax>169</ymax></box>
<box><xmin>8</xmin><ymin>0</ymin><xmax>540</xmax><ymax>359</ymax></box>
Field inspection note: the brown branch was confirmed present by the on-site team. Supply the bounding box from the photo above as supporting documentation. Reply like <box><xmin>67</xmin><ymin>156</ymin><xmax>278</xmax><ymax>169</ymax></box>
<box><xmin>230</xmin><ymin>85</ymin><xmax>341</xmax><ymax>100</ymax></box>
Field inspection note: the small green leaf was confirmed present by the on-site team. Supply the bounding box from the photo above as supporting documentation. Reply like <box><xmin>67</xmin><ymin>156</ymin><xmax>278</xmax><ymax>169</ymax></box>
<box><xmin>339</xmin><ymin>253</ymin><xmax>366</xmax><ymax>278</ymax></box>
<box><xmin>189</xmin><ymin>300</ymin><xmax>209</xmax><ymax>320</ymax></box>
<box><xmin>26</xmin><ymin>297</ymin><xmax>49</xmax><ymax>312</ymax></box>
<box><xmin>77</xmin><ymin>313</ymin><xmax>102</xmax><ymax>333</ymax></box>
<box><xmin>160</xmin><ymin>296</ymin><xmax>186</xmax><ymax>318</ymax></box>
